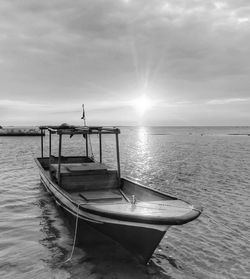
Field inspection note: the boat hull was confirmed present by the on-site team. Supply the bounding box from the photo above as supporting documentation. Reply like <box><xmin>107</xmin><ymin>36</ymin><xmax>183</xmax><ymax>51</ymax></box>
<box><xmin>60</xmin><ymin>205</ymin><xmax>168</xmax><ymax>263</ymax></box>
<box><xmin>90</xmin><ymin>220</ymin><xmax>167</xmax><ymax>263</ymax></box>
<box><xmin>38</xmin><ymin>168</ymin><xmax>169</xmax><ymax>263</ymax></box>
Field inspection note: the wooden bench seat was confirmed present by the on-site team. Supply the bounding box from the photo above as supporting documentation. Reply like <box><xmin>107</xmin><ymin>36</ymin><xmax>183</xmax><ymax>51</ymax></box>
<box><xmin>50</xmin><ymin>162</ymin><xmax>108</xmax><ymax>176</ymax></box>
<box><xmin>50</xmin><ymin>162</ymin><xmax>118</xmax><ymax>192</ymax></box>
<box><xmin>79</xmin><ymin>190</ymin><xmax>123</xmax><ymax>201</ymax></box>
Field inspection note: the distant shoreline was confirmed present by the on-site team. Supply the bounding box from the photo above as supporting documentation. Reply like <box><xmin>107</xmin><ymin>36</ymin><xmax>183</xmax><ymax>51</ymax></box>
<box><xmin>228</xmin><ymin>133</ymin><xmax>250</xmax><ymax>136</ymax></box>
<box><xmin>0</xmin><ymin>127</ymin><xmax>44</xmax><ymax>136</ymax></box>
<box><xmin>0</xmin><ymin>133</ymin><xmax>43</xmax><ymax>136</ymax></box>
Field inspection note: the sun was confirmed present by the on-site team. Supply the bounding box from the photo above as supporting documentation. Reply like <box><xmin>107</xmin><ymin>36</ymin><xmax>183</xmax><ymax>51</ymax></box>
<box><xmin>132</xmin><ymin>95</ymin><xmax>152</xmax><ymax>116</ymax></box>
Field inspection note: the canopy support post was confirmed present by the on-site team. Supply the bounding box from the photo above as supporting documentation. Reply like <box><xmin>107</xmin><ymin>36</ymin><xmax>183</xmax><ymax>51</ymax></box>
<box><xmin>115</xmin><ymin>132</ymin><xmax>121</xmax><ymax>181</ymax></box>
<box><xmin>99</xmin><ymin>131</ymin><xmax>102</xmax><ymax>163</ymax></box>
<box><xmin>49</xmin><ymin>130</ymin><xmax>52</xmax><ymax>168</ymax></box>
<box><xmin>58</xmin><ymin>133</ymin><xmax>62</xmax><ymax>186</ymax></box>
<box><xmin>86</xmin><ymin>134</ymin><xmax>89</xmax><ymax>157</ymax></box>
<box><xmin>41</xmin><ymin>129</ymin><xmax>44</xmax><ymax>158</ymax></box>
<box><xmin>49</xmin><ymin>130</ymin><xmax>52</xmax><ymax>158</ymax></box>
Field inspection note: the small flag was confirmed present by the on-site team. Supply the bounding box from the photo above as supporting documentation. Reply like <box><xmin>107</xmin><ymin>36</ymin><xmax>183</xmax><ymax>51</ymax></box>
<box><xmin>81</xmin><ymin>104</ymin><xmax>85</xmax><ymax>119</ymax></box>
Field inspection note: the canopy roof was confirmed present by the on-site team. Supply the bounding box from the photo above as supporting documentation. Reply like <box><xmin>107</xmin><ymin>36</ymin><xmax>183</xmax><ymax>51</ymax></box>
<box><xmin>39</xmin><ymin>125</ymin><xmax>120</xmax><ymax>135</ymax></box>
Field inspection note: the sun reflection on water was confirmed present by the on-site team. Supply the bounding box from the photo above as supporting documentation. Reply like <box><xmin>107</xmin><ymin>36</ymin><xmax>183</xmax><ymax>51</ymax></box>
<box><xmin>134</xmin><ymin>127</ymin><xmax>152</xmax><ymax>177</ymax></box>
<box><xmin>138</xmin><ymin>126</ymin><xmax>148</xmax><ymax>145</ymax></box>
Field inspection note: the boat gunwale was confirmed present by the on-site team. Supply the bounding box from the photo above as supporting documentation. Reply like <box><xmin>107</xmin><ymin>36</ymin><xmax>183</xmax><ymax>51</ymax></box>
<box><xmin>38</xmin><ymin>167</ymin><xmax>169</xmax><ymax>230</ymax></box>
<box><xmin>35</xmin><ymin>157</ymin><xmax>202</xmax><ymax>226</ymax></box>
<box><xmin>80</xmin><ymin>202</ymin><xmax>202</xmax><ymax>225</ymax></box>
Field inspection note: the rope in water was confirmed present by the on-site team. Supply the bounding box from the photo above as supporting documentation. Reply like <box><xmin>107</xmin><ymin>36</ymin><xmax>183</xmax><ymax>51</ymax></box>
<box><xmin>63</xmin><ymin>202</ymin><xmax>86</xmax><ymax>263</ymax></box>
<box><xmin>202</xmin><ymin>212</ymin><xmax>250</xmax><ymax>245</ymax></box>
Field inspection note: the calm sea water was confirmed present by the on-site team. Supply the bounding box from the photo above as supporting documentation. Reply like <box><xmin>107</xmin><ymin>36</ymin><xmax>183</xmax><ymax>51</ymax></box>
<box><xmin>0</xmin><ymin>126</ymin><xmax>250</xmax><ymax>279</ymax></box>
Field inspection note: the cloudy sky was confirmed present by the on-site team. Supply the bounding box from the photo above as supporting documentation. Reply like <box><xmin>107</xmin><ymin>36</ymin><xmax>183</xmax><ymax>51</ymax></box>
<box><xmin>0</xmin><ymin>0</ymin><xmax>250</xmax><ymax>126</ymax></box>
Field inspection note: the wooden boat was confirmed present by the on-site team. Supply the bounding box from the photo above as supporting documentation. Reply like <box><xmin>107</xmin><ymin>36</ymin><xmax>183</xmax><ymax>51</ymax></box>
<box><xmin>35</xmin><ymin>124</ymin><xmax>202</xmax><ymax>264</ymax></box>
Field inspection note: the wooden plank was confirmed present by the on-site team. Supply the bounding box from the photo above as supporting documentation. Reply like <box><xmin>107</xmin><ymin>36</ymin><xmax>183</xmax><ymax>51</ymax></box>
<box><xmin>79</xmin><ymin>191</ymin><xmax>122</xmax><ymax>201</ymax></box>
<box><xmin>66</xmin><ymin>162</ymin><xmax>107</xmax><ymax>173</ymax></box>
<box><xmin>51</xmin><ymin>162</ymin><xmax>107</xmax><ymax>174</ymax></box>
<box><xmin>61</xmin><ymin>171</ymin><xmax>118</xmax><ymax>191</ymax></box>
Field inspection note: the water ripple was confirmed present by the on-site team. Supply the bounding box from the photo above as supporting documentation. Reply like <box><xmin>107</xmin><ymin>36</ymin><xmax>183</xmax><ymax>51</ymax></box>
<box><xmin>1</xmin><ymin>127</ymin><xmax>250</xmax><ymax>278</ymax></box>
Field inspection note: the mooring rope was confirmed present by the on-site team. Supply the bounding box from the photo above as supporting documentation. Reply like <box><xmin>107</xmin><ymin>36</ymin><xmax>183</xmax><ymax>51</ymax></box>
<box><xmin>63</xmin><ymin>202</ymin><xmax>86</xmax><ymax>263</ymax></box>
<box><xmin>170</xmin><ymin>191</ymin><xmax>250</xmax><ymax>246</ymax></box>
<box><xmin>202</xmin><ymin>212</ymin><xmax>250</xmax><ymax>245</ymax></box>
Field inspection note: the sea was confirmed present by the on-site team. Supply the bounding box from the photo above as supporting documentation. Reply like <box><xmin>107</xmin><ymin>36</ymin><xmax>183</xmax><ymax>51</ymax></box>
<box><xmin>0</xmin><ymin>126</ymin><xmax>250</xmax><ymax>279</ymax></box>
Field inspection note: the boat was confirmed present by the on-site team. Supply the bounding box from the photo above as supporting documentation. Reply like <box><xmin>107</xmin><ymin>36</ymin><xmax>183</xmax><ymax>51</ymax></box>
<box><xmin>35</xmin><ymin>114</ymin><xmax>202</xmax><ymax>264</ymax></box>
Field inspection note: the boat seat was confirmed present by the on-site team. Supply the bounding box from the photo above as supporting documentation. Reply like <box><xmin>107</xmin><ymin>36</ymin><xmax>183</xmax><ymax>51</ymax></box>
<box><xmin>50</xmin><ymin>162</ymin><xmax>118</xmax><ymax>192</ymax></box>
<box><xmin>50</xmin><ymin>162</ymin><xmax>108</xmax><ymax>176</ymax></box>
<box><xmin>66</xmin><ymin>163</ymin><xmax>108</xmax><ymax>174</ymax></box>
<box><xmin>79</xmin><ymin>190</ymin><xmax>122</xmax><ymax>201</ymax></box>
<box><xmin>49</xmin><ymin>155</ymin><xmax>94</xmax><ymax>164</ymax></box>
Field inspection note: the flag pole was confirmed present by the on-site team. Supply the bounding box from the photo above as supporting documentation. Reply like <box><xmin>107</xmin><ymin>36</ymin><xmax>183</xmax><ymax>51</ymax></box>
<box><xmin>81</xmin><ymin>104</ymin><xmax>89</xmax><ymax>157</ymax></box>
<box><xmin>81</xmin><ymin>104</ymin><xmax>86</xmax><ymax>126</ymax></box>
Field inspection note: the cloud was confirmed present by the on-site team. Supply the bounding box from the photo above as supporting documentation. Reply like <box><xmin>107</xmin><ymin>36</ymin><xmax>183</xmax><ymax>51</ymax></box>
<box><xmin>207</xmin><ymin>98</ymin><xmax>250</xmax><ymax>105</ymax></box>
<box><xmin>0</xmin><ymin>0</ymin><xmax>250</xmax><ymax>125</ymax></box>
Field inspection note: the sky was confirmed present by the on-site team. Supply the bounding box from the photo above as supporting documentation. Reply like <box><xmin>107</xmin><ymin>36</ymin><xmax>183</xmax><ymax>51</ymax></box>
<box><xmin>0</xmin><ymin>0</ymin><xmax>250</xmax><ymax>126</ymax></box>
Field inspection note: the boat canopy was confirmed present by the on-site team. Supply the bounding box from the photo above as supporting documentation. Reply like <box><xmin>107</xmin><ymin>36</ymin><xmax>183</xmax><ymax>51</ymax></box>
<box><xmin>39</xmin><ymin>125</ymin><xmax>120</xmax><ymax>135</ymax></box>
<box><xmin>38</xmin><ymin>125</ymin><xmax>121</xmax><ymax>181</ymax></box>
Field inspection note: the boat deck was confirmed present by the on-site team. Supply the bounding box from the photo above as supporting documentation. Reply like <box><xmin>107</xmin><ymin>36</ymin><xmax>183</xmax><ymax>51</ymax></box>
<box><xmin>69</xmin><ymin>189</ymin><xmax>126</xmax><ymax>203</ymax></box>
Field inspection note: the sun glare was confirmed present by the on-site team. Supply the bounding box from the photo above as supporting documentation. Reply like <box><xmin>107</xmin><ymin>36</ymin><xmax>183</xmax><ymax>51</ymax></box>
<box><xmin>132</xmin><ymin>95</ymin><xmax>152</xmax><ymax>116</ymax></box>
